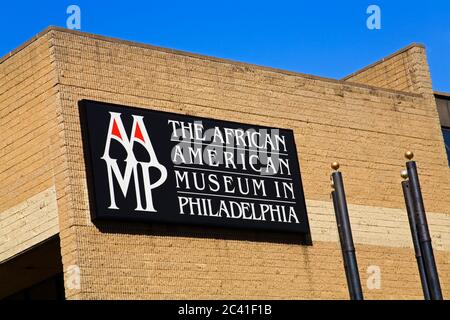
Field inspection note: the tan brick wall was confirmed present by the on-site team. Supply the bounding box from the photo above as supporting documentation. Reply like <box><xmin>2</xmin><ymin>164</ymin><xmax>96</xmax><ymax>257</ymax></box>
<box><xmin>0</xmin><ymin>33</ymin><xmax>61</xmax><ymax>262</ymax></box>
<box><xmin>2</xmin><ymin>27</ymin><xmax>450</xmax><ymax>299</ymax></box>
<box><xmin>0</xmin><ymin>186</ymin><xmax>58</xmax><ymax>262</ymax></box>
<box><xmin>46</xmin><ymin>28</ymin><xmax>449</xmax><ymax>299</ymax></box>
<box><xmin>308</xmin><ymin>199</ymin><xmax>450</xmax><ymax>251</ymax></box>
<box><xmin>343</xmin><ymin>44</ymin><xmax>425</xmax><ymax>93</ymax></box>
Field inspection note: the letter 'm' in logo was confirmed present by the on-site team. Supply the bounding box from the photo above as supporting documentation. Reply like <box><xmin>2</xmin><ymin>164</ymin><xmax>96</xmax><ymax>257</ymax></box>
<box><xmin>102</xmin><ymin>112</ymin><xmax>167</xmax><ymax>212</ymax></box>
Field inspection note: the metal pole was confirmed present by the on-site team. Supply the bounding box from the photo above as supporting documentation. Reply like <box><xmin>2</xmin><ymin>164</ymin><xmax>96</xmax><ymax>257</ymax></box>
<box><xmin>331</xmin><ymin>162</ymin><xmax>364</xmax><ymax>300</ymax></box>
<box><xmin>404</xmin><ymin>152</ymin><xmax>443</xmax><ymax>300</ymax></box>
<box><xmin>401</xmin><ymin>178</ymin><xmax>431</xmax><ymax>300</ymax></box>
<box><xmin>331</xmin><ymin>190</ymin><xmax>354</xmax><ymax>300</ymax></box>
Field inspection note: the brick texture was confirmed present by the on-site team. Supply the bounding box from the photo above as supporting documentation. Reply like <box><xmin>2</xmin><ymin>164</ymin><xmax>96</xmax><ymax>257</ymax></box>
<box><xmin>1</xmin><ymin>27</ymin><xmax>449</xmax><ymax>299</ymax></box>
<box><xmin>0</xmin><ymin>186</ymin><xmax>58</xmax><ymax>262</ymax></box>
<box><xmin>343</xmin><ymin>44</ymin><xmax>430</xmax><ymax>94</ymax></box>
<box><xmin>0</xmin><ymin>33</ymin><xmax>61</xmax><ymax>263</ymax></box>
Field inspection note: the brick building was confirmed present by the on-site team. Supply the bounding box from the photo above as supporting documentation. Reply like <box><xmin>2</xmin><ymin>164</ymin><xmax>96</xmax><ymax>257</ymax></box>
<box><xmin>0</xmin><ymin>27</ymin><xmax>449</xmax><ymax>300</ymax></box>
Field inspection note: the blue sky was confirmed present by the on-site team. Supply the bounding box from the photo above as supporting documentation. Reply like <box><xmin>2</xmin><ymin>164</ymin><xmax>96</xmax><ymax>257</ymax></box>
<box><xmin>1</xmin><ymin>1</ymin><xmax>450</xmax><ymax>92</ymax></box>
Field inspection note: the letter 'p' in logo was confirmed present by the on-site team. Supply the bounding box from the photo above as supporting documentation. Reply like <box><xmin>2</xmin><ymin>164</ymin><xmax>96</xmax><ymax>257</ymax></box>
<box><xmin>102</xmin><ymin>112</ymin><xmax>167</xmax><ymax>212</ymax></box>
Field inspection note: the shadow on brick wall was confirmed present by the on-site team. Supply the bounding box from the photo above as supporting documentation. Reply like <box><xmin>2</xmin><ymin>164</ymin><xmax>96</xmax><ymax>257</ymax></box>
<box><xmin>94</xmin><ymin>220</ymin><xmax>312</xmax><ymax>245</ymax></box>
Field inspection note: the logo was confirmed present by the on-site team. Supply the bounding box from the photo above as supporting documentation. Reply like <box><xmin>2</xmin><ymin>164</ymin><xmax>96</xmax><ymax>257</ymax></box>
<box><xmin>102</xmin><ymin>112</ymin><xmax>167</xmax><ymax>212</ymax></box>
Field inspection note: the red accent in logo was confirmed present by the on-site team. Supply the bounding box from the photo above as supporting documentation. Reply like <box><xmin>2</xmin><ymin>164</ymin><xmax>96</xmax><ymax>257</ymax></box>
<box><xmin>112</xmin><ymin>119</ymin><xmax>122</xmax><ymax>140</ymax></box>
<box><xmin>135</xmin><ymin>122</ymin><xmax>145</xmax><ymax>142</ymax></box>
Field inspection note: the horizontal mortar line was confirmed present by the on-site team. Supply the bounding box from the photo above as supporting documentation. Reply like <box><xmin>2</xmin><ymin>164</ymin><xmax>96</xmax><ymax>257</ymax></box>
<box><xmin>55</xmin><ymin>67</ymin><xmax>433</xmax><ymax>120</ymax></box>
<box><xmin>82</xmin><ymin>244</ymin><xmax>449</xmax><ymax>260</ymax></box>
<box><xmin>53</xmin><ymin>60</ymin><xmax>428</xmax><ymax>107</ymax></box>
<box><xmin>59</xmin><ymin>79</ymin><xmax>432</xmax><ymax>123</ymax></box>
<box><xmin>173</xmin><ymin>165</ymin><xmax>293</xmax><ymax>181</ymax></box>
<box><xmin>79</xmin><ymin>267</ymin><xmax>426</xmax><ymax>278</ymax></box>
<box><xmin>56</xmin><ymin>45</ymin><xmax>425</xmax><ymax>89</ymax></box>
<box><xmin>51</xmin><ymin>57</ymin><xmax>427</xmax><ymax>108</ymax></box>
<box><xmin>0</xmin><ymin>63</ymin><xmax>56</xmax><ymax>94</ymax></box>
<box><xmin>0</xmin><ymin>44</ymin><xmax>52</xmax><ymax>69</ymax></box>
<box><xmin>0</xmin><ymin>79</ymin><xmax>58</xmax><ymax>112</ymax></box>
<box><xmin>58</xmin><ymin>83</ymin><xmax>437</xmax><ymax>142</ymax></box>
<box><xmin>0</xmin><ymin>87</ymin><xmax>57</xmax><ymax>121</ymax></box>
<box><xmin>299</xmin><ymin>153</ymin><xmax>449</xmax><ymax>170</ymax></box>
<box><xmin>0</xmin><ymin>54</ymin><xmax>53</xmax><ymax>84</ymax></box>
<box><xmin>309</xmin><ymin>217</ymin><xmax>413</xmax><ymax>226</ymax></box>
<box><xmin>176</xmin><ymin>191</ymin><xmax>297</xmax><ymax>204</ymax></box>
<box><xmin>0</xmin><ymin>211</ymin><xmax>58</xmax><ymax>233</ymax></box>
<box><xmin>49</xmin><ymin>38</ymin><xmax>422</xmax><ymax>99</ymax></box>
<box><xmin>0</xmin><ymin>224</ymin><xmax>59</xmax><ymax>257</ymax></box>
<box><xmin>171</xmin><ymin>139</ymin><xmax>289</xmax><ymax>156</ymax></box>
<box><xmin>0</xmin><ymin>209</ymin><xmax>57</xmax><ymax>229</ymax></box>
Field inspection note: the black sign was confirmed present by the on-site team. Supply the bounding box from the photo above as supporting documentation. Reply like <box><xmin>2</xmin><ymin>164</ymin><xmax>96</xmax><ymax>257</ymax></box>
<box><xmin>79</xmin><ymin>100</ymin><xmax>310</xmax><ymax>234</ymax></box>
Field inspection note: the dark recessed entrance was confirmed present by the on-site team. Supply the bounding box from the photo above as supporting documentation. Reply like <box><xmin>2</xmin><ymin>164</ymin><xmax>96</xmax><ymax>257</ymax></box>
<box><xmin>0</xmin><ymin>235</ymin><xmax>64</xmax><ymax>300</ymax></box>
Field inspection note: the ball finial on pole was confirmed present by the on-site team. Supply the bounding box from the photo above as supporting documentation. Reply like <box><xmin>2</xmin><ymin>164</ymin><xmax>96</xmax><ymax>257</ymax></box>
<box><xmin>400</xmin><ymin>169</ymin><xmax>408</xmax><ymax>180</ymax></box>
<box><xmin>331</xmin><ymin>162</ymin><xmax>340</xmax><ymax>171</ymax></box>
<box><xmin>405</xmin><ymin>151</ymin><xmax>414</xmax><ymax>160</ymax></box>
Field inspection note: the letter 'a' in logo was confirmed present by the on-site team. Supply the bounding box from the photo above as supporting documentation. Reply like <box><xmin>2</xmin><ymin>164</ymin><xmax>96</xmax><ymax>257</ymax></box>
<box><xmin>102</xmin><ymin>112</ymin><xmax>167</xmax><ymax>212</ymax></box>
